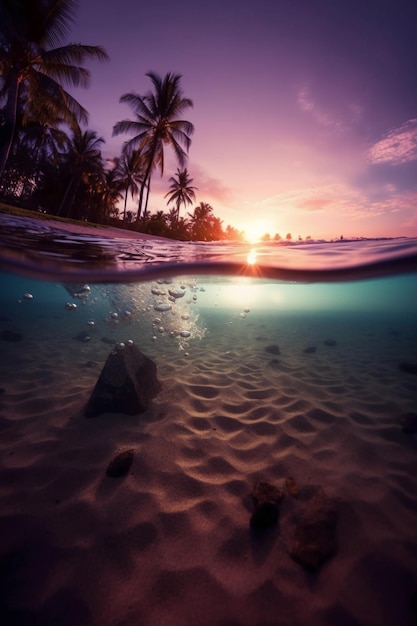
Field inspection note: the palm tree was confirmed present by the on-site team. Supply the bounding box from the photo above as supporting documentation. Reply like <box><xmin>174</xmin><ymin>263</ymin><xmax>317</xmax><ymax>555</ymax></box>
<box><xmin>112</xmin><ymin>71</ymin><xmax>194</xmax><ymax>222</ymax></box>
<box><xmin>0</xmin><ymin>0</ymin><xmax>109</xmax><ymax>182</ymax></box>
<box><xmin>56</xmin><ymin>126</ymin><xmax>105</xmax><ymax>218</ymax></box>
<box><xmin>165</xmin><ymin>167</ymin><xmax>197</xmax><ymax>222</ymax></box>
<box><xmin>94</xmin><ymin>167</ymin><xmax>123</xmax><ymax>224</ymax></box>
<box><xmin>113</xmin><ymin>150</ymin><xmax>144</xmax><ymax>221</ymax></box>
<box><xmin>188</xmin><ymin>202</ymin><xmax>223</xmax><ymax>241</ymax></box>
<box><xmin>20</xmin><ymin>120</ymin><xmax>70</xmax><ymax>190</ymax></box>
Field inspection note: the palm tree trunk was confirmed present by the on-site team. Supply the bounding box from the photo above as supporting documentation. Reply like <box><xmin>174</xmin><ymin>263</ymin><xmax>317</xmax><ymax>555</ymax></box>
<box><xmin>0</xmin><ymin>72</ymin><xmax>20</xmax><ymax>184</ymax></box>
<box><xmin>123</xmin><ymin>188</ymin><xmax>128</xmax><ymax>220</ymax></box>
<box><xmin>57</xmin><ymin>173</ymin><xmax>80</xmax><ymax>217</ymax></box>
<box><xmin>136</xmin><ymin>142</ymin><xmax>157</xmax><ymax>223</ymax></box>
<box><xmin>143</xmin><ymin>178</ymin><xmax>151</xmax><ymax>216</ymax></box>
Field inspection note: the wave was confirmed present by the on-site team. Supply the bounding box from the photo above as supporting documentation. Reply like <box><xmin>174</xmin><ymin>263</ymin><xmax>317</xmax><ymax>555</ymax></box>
<box><xmin>1</xmin><ymin>214</ymin><xmax>417</xmax><ymax>283</ymax></box>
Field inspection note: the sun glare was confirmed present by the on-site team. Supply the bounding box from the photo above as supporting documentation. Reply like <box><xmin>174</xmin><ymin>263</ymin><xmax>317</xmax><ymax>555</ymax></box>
<box><xmin>244</xmin><ymin>221</ymin><xmax>271</xmax><ymax>243</ymax></box>
<box><xmin>247</xmin><ymin>249</ymin><xmax>257</xmax><ymax>265</ymax></box>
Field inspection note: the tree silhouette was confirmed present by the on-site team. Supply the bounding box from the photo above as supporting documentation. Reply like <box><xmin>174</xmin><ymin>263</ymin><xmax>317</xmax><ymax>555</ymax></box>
<box><xmin>56</xmin><ymin>126</ymin><xmax>105</xmax><ymax>218</ymax></box>
<box><xmin>113</xmin><ymin>72</ymin><xmax>194</xmax><ymax>222</ymax></box>
<box><xmin>165</xmin><ymin>167</ymin><xmax>197</xmax><ymax>222</ymax></box>
<box><xmin>113</xmin><ymin>150</ymin><xmax>144</xmax><ymax>220</ymax></box>
<box><xmin>0</xmin><ymin>0</ymin><xmax>108</xmax><ymax>183</ymax></box>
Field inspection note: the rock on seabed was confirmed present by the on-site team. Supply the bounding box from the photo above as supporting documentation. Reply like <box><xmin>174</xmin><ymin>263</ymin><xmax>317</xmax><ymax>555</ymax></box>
<box><xmin>290</xmin><ymin>489</ymin><xmax>338</xmax><ymax>571</ymax></box>
<box><xmin>85</xmin><ymin>343</ymin><xmax>161</xmax><ymax>417</ymax></box>
<box><xmin>106</xmin><ymin>450</ymin><xmax>134</xmax><ymax>477</ymax></box>
<box><xmin>250</xmin><ymin>479</ymin><xmax>284</xmax><ymax>529</ymax></box>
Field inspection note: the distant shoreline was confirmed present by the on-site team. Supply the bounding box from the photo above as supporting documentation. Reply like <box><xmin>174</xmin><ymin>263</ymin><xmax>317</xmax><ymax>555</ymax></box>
<box><xmin>0</xmin><ymin>206</ymin><xmax>408</xmax><ymax>245</ymax></box>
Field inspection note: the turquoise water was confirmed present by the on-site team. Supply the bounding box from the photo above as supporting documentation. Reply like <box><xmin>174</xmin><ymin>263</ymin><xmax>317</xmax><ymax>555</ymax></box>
<box><xmin>0</xmin><ymin>215</ymin><xmax>416</xmax><ymax>415</ymax></box>
<box><xmin>0</xmin><ymin>219</ymin><xmax>416</xmax><ymax>441</ymax></box>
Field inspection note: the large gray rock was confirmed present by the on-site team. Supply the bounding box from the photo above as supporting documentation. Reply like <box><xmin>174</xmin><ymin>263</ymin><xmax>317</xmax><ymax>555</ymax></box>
<box><xmin>85</xmin><ymin>342</ymin><xmax>161</xmax><ymax>417</ymax></box>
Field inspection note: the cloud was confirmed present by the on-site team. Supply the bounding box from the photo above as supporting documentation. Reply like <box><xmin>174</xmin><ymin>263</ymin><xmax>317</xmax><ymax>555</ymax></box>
<box><xmin>254</xmin><ymin>183</ymin><xmax>417</xmax><ymax>221</ymax></box>
<box><xmin>367</xmin><ymin>119</ymin><xmax>417</xmax><ymax>165</ymax></box>
<box><xmin>297</xmin><ymin>86</ymin><xmax>347</xmax><ymax>133</ymax></box>
<box><xmin>187</xmin><ymin>163</ymin><xmax>235</xmax><ymax>205</ymax></box>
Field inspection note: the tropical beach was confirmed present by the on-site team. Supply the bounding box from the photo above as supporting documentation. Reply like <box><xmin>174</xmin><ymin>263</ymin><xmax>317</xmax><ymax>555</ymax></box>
<box><xmin>1</xmin><ymin>1</ymin><xmax>417</xmax><ymax>624</ymax></box>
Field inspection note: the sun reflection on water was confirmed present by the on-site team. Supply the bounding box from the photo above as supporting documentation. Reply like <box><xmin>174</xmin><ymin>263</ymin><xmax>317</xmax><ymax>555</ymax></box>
<box><xmin>247</xmin><ymin>249</ymin><xmax>257</xmax><ymax>266</ymax></box>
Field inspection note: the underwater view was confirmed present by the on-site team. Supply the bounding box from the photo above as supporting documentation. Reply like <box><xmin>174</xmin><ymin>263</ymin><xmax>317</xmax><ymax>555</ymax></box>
<box><xmin>1</xmin><ymin>216</ymin><xmax>417</xmax><ymax>626</ymax></box>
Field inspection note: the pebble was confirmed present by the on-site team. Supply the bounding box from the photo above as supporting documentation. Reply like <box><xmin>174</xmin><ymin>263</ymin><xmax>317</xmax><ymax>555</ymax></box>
<box><xmin>303</xmin><ymin>346</ymin><xmax>317</xmax><ymax>354</ymax></box>
<box><xmin>285</xmin><ymin>476</ymin><xmax>300</xmax><ymax>497</ymax></box>
<box><xmin>264</xmin><ymin>344</ymin><xmax>281</xmax><ymax>355</ymax></box>
<box><xmin>106</xmin><ymin>450</ymin><xmax>134</xmax><ymax>477</ymax></box>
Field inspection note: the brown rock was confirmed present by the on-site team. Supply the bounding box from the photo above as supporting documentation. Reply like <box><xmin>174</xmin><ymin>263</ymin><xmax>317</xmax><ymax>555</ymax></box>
<box><xmin>250</xmin><ymin>501</ymin><xmax>279</xmax><ymax>529</ymax></box>
<box><xmin>106</xmin><ymin>449</ymin><xmax>134</xmax><ymax>477</ymax></box>
<box><xmin>250</xmin><ymin>479</ymin><xmax>283</xmax><ymax>530</ymax></box>
<box><xmin>85</xmin><ymin>342</ymin><xmax>161</xmax><ymax>417</ymax></box>
<box><xmin>252</xmin><ymin>479</ymin><xmax>284</xmax><ymax>505</ymax></box>
<box><xmin>285</xmin><ymin>476</ymin><xmax>299</xmax><ymax>497</ymax></box>
<box><xmin>290</xmin><ymin>490</ymin><xmax>338</xmax><ymax>570</ymax></box>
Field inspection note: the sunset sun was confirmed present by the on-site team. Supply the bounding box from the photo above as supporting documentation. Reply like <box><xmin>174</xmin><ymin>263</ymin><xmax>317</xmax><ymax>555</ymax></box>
<box><xmin>243</xmin><ymin>221</ymin><xmax>272</xmax><ymax>243</ymax></box>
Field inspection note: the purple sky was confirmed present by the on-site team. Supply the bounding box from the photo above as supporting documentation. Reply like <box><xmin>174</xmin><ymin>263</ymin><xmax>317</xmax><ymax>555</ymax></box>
<box><xmin>69</xmin><ymin>0</ymin><xmax>417</xmax><ymax>239</ymax></box>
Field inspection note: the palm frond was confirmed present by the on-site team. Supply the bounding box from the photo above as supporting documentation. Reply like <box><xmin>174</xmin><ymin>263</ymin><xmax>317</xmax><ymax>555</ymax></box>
<box><xmin>42</xmin><ymin>0</ymin><xmax>78</xmax><ymax>48</ymax></box>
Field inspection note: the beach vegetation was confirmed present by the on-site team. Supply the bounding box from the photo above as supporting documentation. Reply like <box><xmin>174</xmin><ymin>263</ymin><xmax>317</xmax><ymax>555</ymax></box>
<box><xmin>0</xmin><ymin>4</ymin><xmax>242</xmax><ymax>240</ymax></box>
<box><xmin>56</xmin><ymin>126</ymin><xmax>105</xmax><ymax>218</ymax></box>
<box><xmin>188</xmin><ymin>202</ymin><xmax>223</xmax><ymax>241</ymax></box>
<box><xmin>112</xmin><ymin>150</ymin><xmax>144</xmax><ymax>221</ymax></box>
<box><xmin>113</xmin><ymin>71</ymin><xmax>194</xmax><ymax>222</ymax></box>
<box><xmin>165</xmin><ymin>168</ymin><xmax>197</xmax><ymax>222</ymax></box>
<box><xmin>0</xmin><ymin>0</ymin><xmax>109</xmax><ymax>183</ymax></box>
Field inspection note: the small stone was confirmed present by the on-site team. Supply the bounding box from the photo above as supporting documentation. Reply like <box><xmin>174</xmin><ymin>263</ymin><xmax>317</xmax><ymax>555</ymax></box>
<box><xmin>324</xmin><ymin>338</ymin><xmax>337</xmax><ymax>347</ymax></box>
<box><xmin>106</xmin><ymin>449</ymin><xmax>134</xmax><ymax>477</ymax></box>
<box><xmin>265</xmin><ymin>344</ymin><xmax>281</xmax><ymax>355</ymax></box>
<box><xmin>83</xmin><ymin>361</ymin><xmax>98</xmax><ymax>369</ymax></box>
<box><xmin>250</xmin><ymin>501</ymin><xmax>279</xmax><ymax>529</ymax></box>
<box><xmin>252</xmin><ymin>479</ymin><xmax>284</xmax><ymax>505</ymax></box>
<box><xmin>290</xmin><ymin>490</ymin><xmax>338</xmax><ymax>571</ymax></box>
<box><xmin>400</xmin><ymin>413</ymin><xmax>417</xmax><ymax>434</ymax></box>
<box><xmin>285</xmin><ymin>476</ymin><xmax>300</xmax><ymax>497</ymax></box>
<box><xmin>303</xmin><ymin>346</ymin><xmax>317</xmax><ymax>354</ymax></box>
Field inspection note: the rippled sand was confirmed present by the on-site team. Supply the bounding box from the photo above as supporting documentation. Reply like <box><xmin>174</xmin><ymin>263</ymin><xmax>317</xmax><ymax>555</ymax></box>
<box><xmin>1</xmin><ymin>310</ymin><xmax>417</xmax><ymax>625</ymax></box>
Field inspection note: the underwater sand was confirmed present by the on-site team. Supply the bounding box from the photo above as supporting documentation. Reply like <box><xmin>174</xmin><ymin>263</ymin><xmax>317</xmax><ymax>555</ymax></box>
<box><xmin>1</xmin><ymin>299</ymin><xmax>417</xmax><ymax>625</ymax></box>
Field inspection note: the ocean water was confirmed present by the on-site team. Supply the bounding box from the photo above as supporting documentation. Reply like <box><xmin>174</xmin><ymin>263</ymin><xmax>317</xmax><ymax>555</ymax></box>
<box><xmin>0</xmin><ymin>215</ymin><xmax>417</xmax><ymax>405</ymax></box>
<box><xmin>1</xmin><ymin>215</ymin><xmax>417</xmax><ymax>625</ymax></box>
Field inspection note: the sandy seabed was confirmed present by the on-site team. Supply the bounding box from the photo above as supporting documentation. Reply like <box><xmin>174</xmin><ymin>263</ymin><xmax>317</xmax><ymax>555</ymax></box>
<box><xmin>0</xmin><ymin>306</ymin><xmax>417</xmax><ymax>626</ymax></box>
